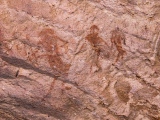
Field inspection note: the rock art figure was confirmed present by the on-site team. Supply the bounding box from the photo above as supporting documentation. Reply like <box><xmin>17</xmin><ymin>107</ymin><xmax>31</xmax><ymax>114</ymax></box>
<box><xmin>85</xmin><ymin>25</ymin><xmax>109</xmax><ymax>72</ymax></box>
<box><xmin>39</xmin><ymin>28</ymin><xmax>70</xmax><ymax>76</ymax></box>
<box><xmin>38</xmin><ymin>28</ymin><xmax>71</xmax><ymax>99</ymax></box>
<box><xmin>85</xmin><ymin>25</ymin><xmax>109</xmax><ymax>55</ymax></box>
<box><xmin>110</xmin><ymin>27</ymin><xmax>126</xmax><ymax>63</ymax></box>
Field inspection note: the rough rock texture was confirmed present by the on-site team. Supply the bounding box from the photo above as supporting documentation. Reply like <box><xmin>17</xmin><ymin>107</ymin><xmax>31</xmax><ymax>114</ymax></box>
<box><xmin>0</xmin><ymin>0</ymin><xmax>160</xmax><ymax>119</ymax></box>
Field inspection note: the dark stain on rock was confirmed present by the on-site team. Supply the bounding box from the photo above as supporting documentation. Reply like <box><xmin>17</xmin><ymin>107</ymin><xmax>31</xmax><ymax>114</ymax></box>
<box><xmin>15</xmin><ymin>69</ymin><xmax>19</xmax><ymax>77</ymax></box>
<box><xmin>0</xmin><ymin>108</ymin><xmax>27</xmax><ymax>120</ymax></box>
<box><xmin>0</xmin><ymin>55</ymin><xmax>92</xmax><ymax>97</ymax></box>
<box><xmin>0</xmin><ymin>68</ymin><xmax>16</xmax><ymax>79</ymax></box>
<box><xmin>0</xmin><ymin>73</ymin><xmax>15</xmax><ymax>79</ymax></box>
<box><xmin>133</xmin><ymin>87</ymin><xmax>158</xmax><ymax>101</ymax></box>
<box><xmin>0</xmin><ymin>55</ymin><xmax>69</xmax><ymax>83</ymax></box>
<box><xmin>114</xmin><ymin>80</ymin><xmax>131</xmax><ymax>103</ymax></box>
<box><xmin>3</xmin><ymin>97</ymin><xmax>69</xmax><ymax>120</ymax></box>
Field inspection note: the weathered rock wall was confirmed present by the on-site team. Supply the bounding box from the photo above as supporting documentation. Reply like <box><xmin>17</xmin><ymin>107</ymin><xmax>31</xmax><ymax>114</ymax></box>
<box><xmin>0</xmin><ymin>0</ymin><xmax>160</xmax><ymax>119</ymax></box>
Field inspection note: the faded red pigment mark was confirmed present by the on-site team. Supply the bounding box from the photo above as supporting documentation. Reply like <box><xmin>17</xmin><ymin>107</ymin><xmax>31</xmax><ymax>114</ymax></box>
<box><xmin>85</xmin><ymin>25</ymin><xmax>109</xmax><ymax>71</ymax></box>
<box><xmin>110</xmin><ymin>27</ymin><xmax>126</xmax><ymax>63</ymax></box>
<box><xmin>38</xmin><ymin>28</ymin><xmax>71</xmax><ymax>100</ymax></box>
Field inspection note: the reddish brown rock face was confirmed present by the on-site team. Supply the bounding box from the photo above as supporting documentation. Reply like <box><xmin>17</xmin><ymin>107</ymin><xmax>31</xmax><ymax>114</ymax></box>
<box><xmin>0</xmin><ymin>0</ymin><xmax>160</xmax><ymax>120</ymax></box>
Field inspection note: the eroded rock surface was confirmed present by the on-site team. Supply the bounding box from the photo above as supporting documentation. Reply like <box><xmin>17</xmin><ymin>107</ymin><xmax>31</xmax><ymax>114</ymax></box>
<box><xmin>0</xmin><ymin>0</ymin><xmax>160</xmax><ymax>119</ymax></box>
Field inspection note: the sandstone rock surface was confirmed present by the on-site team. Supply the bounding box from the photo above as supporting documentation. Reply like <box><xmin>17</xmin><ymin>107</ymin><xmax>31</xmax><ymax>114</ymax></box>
<box><xmin>0</xmin><ymin>0</ymin><xmax>160</xmax><ymax>119</ymax></box>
